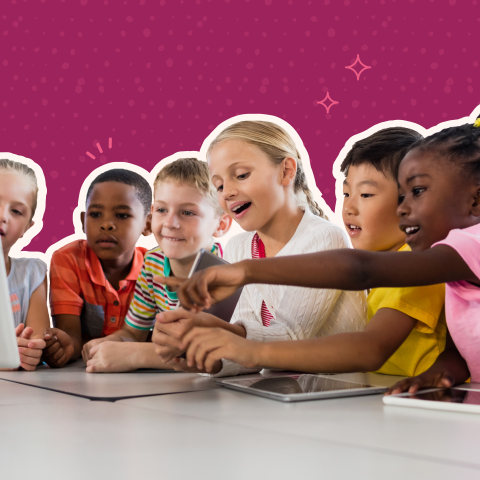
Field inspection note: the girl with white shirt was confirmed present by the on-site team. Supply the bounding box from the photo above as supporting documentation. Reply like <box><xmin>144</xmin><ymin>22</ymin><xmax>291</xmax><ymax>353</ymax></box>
<box><xmin>153</xmin><ymin>120</ymin><xmax>366</xmax><ymax>376</ymax></box>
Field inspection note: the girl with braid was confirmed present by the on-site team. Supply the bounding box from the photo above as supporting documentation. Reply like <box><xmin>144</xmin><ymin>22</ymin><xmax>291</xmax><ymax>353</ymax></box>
<box><xmin>159</xmin><ymin>115</ymin><xmax>480</xmax><ymax>387</ymax></box>
<box><xmin>152</xmin><ymin>120</ymin><xmax>367</xmax><ymax>377</ymax></box>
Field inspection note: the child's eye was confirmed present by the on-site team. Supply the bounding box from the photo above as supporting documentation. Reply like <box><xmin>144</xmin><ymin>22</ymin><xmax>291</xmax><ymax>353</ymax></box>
<box><xmin>216</xmin><ymin>185</ymin><xmax>224</xmax><ymax>192</ymax></box>
<box><xmin>11</xmin><ymin>209</ymin><xmax>23</xmax><ymax>216</ymax></box>
<box><xmin>117</xmin><ymin>214</ymin><xmax>130</xmax><ymax>219</ymax></box>
<box><xmin>343</xmin><ymin>193</ymin><xmax>349</xmax><ymax>198</ymax></box>
<box><xmin>398</xmin><ymin>195</ymin><xmax>405</xmax><ymax>205</ymax></box>
<box><xmin>182</xmin><ymin>211</ymin><xmax>195</xmax><ymax>216</ymax></box>
<box><xmin>237</xmin><ymin>173</ymin><xmax>249</xmax><ymax>180</ymax></box>
<box><xmin>412</xmin><ymin>187</ymin><xmax>426</xmax><ymax>197</ymax></box>
<box><xmin>360</xmin><ymin>194</ymin><xmax>373</xmax><ymax>198</ymax></box>
<box><xmin>156</xmin><ymin>208</ymin><xmax>167</xmax><ymax>213</ymax></box>
<box><xmin>89</xmin><ymin>212</ymin><xmax>101</xmax><ymax>218</ymax></box>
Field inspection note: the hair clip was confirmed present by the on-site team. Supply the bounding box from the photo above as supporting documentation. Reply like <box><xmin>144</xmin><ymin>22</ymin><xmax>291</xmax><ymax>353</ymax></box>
<box><xmin>474</xmin><ymin>115</ymin><xmax>480</xmax><ymax>128</ymax></box>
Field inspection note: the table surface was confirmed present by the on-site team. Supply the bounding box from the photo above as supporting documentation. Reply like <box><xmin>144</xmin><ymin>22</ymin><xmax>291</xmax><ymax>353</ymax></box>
<box><xmin>1</xmin><ymin>367</ymin><xmax>480</xmax><ymax>480</ymax></box>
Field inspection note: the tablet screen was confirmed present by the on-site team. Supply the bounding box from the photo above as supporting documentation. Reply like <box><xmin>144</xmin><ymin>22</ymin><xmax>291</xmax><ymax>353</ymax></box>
<box><xmin>406</xmin><ymin>389</ymin><xmax>480</xmax><ymax>406</ymax></box>
<box><xmin>231</xmin><ymin>375</ymin><xmax>373</xmax><ymax>395</ymax></box>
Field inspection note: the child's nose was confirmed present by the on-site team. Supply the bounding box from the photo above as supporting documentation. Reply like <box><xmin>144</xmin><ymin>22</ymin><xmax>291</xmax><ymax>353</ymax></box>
<box><xmin>164</xmin><ymin>212</ymin><xmax>180</xmax><ymax>228</ymax></box>
<box><xmin>342</xmin><ymin>197</ymin><xmax>358</xmax><ymax>216</ymax></box>
<box><xmin>100</xmin><ymin>219</ymin><xmax>116</xmax><ymax>230</ymax></box>
<box><xmin>221</xmin><ymin>180</ymin><xmax>237</xmax><ymax>199</ymax></box>
<box><xmin>0</xmin><ymin>206</ymin><xmax>7</xmax><ymax>223</ymax></box>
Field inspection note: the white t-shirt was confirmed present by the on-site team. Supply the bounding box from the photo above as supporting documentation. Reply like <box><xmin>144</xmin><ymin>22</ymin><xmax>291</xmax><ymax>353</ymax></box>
<box><xmin>214</xmin><ymin>209</ymin><xmax>368</xmax><ymax>377</ymax></box>
<box><xmin>7</xmin><ymin>257</ymin><xmax>47</xmax><ymax>328</ymax></box>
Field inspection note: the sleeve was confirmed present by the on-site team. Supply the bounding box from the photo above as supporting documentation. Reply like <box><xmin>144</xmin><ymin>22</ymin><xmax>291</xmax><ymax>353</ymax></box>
<box><xmin>435</xmin><ymin>227</ymin><xmax>480</xmax><ymax>280</ymax></box>
<box><xmin>125</xmin><ymin>257</ymin><xmax>159</xmax><ymax>331</ymax></box>
<box><xmin>49</xmin><ymin>250</ymin><xmax>84</xmax><ymax>317</ymax></box>
<box><xmin>374</xmin><ymin>284</ymin><xmax>445</xmax><ymax>334</ymax></box>
<box><xmin>28</xmin><ymin>259</ymin><xmax>47</xmax><ymax>295</ymax></box>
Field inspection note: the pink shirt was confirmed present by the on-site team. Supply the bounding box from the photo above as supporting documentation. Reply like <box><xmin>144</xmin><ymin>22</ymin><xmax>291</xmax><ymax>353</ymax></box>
<box><xmin>435</xmin><ymin>223</ymin><xmax>480</xmax><ymax>382</ymax></box>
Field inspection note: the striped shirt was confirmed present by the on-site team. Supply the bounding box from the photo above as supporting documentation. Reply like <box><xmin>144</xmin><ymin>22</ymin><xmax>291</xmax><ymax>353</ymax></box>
<box><xmin>49</xmin><ymin>240</ymin><xmax>146</xmax><ymax>338</ymax></box>
<box><xmin>125</xmin><ymin>243</ymin><xmax>223</xmax><ymax>331</ymax></box>
<box><xmin>251</xmin><ymin>233</ymin><xmax>274</xmax><ymax>327</ymax></box>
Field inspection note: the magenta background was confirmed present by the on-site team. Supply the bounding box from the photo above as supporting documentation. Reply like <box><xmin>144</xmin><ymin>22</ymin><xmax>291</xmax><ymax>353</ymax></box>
<box><xmin>1</xmin><ymin>0</ymin><xmax>479</xmax><ymax>253</ymax></box>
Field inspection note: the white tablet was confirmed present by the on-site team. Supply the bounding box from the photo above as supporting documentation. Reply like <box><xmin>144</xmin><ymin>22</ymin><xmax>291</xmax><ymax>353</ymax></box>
<box><xmin>0</xmin><ymin>237</ymin><xmax>20</xmax><ymax>369</ymax></box>
<box><xmin>383</xmin><ymin>387</ymin><xmax>480</xmax><ymax>414</ymax></box>
<box><xmin>216</xmin><ymin>374</ymin><xmax>388</xmax><ymax>402</ymax></box>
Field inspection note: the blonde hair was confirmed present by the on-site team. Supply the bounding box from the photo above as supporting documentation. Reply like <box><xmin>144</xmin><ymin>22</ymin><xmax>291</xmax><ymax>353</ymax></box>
<box><xmin>0</xmin><ymin>159</ymin><xmax>38</xmax><ymax>219</ymax></box>
<box><xmin>206</xmin><ymin>121</ymin><xmax>327</xmax><ymax>218</ymax></box>
<box><xmin>154</xmin><ymin>158</ymin><xmax>223</xmax><ymax>216</ymax></box>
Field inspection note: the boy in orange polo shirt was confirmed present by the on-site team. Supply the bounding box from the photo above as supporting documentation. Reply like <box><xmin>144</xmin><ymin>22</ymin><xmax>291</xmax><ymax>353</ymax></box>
<box><xmin>42</xmin><ymin>169</ymin><xmax>152</xmax><ymax>368</ymax></box>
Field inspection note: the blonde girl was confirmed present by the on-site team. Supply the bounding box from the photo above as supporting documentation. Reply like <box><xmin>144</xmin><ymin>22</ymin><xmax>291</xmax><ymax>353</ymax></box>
<box><xmin>0</xmin><ymin>159</ymin><xmax>49</xmax><ymax>371</ymax></box>
<box><xmin>153</xmin><ymin>120</ymin><xmax>367</xmax><ymax>377</ymax></box>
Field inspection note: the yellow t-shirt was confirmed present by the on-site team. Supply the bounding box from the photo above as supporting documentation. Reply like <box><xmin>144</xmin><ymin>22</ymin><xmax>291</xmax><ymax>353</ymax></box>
<box><xmin>368</xmin><ymin>244</ymin><xmax>447</xmax><ymax>377</ymax></box>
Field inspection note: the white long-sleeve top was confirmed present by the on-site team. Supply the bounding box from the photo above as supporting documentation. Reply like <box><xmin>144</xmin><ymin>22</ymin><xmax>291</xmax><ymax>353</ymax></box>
<box><xmin>213</xmin><ymin>209</ymin><xmax>367</xmax><ymax>377</ymax></box>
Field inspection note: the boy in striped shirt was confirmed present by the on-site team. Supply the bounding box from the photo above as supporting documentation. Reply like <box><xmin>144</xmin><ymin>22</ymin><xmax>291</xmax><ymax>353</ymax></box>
<box><xmin>83</xmin><ymin>158</ymin><xmax>232</xmax><ymax>372</ymax></box>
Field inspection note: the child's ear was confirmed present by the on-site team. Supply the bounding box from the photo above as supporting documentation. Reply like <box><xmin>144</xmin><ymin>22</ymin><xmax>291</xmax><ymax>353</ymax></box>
<box><xmin>472</xmin><ymin>186</ymin><xmax>480</xmax><ymax>216</ymax></box>
<box><xmin>281</xmin><ymin>157</ymin><xmax>297</xmax><ymax>187</ymax></box>
<box><xmin>80</xmin><ymin>211</ymin><xmax>86</xmax><ymax>234</ymax></box>
<box><xmin>212</xmin><ymin>212</ymin><xmax>232</xmax><ymax>238</ymax></box>
<box><xmin>142</xmin><ymin>213</ymin><xmax>152</xmax><ymax>237</ymax></box>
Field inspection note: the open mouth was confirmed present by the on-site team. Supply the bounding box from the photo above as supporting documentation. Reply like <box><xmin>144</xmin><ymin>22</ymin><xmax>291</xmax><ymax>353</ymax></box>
<box><xmin>346</xmin><ymin>224</ymin><xmax>362</xmax><ymax>236</ymax></box>
<box><xmin>403</xmin><ymin>226</ymin><xmax>420</xmax><ymax>236</ymax></box>
<box><xmin>163</xmin><ymin>236</ymin><xmax>185</xmax><ymax>242</ymax></box>
<box><xmin>230</xmin><ymin>202</ymin><xmax>252</xmax><ymax>216</ymax></box>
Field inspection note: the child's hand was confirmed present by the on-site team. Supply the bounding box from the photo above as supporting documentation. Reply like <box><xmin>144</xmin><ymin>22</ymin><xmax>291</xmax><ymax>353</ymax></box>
<box><xmin>82</xmin><ymin>337</ymin><xmax>111</xmax><ymax>364</ymax></box>
<box><xmin>181</xmin><ymin>327</ymin><xmax>261</xmax><ymax>373</ymax></box>
<box><xmin>42</xmin><ymin>328</ymin><xmax>75</xmax><ymax>368</ymax></box>
<box><xmin>154</xmin><ymin>262</ymin><xmax>247</xmax><ymax>312</ymax></box>
<box><xmin>386</xmin><ymin>370</ymin><xmax>456</xmax><ymax>396</ymax></box>
<box><xmin>86</xmin><ymin>342</ymin><xmax>136</xmax><ymax>373</ymax></box>
<box><xmin>15</xmin><ymin>324</ymin><xmax>46</xmax><ymax>371</ymax></box>
<box><xmin>152</xmin><ymin>308</ymin><xmax>213</xmax><ymax>362</ymax></box>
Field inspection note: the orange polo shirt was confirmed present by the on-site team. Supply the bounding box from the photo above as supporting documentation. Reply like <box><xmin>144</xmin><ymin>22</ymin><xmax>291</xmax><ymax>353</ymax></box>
<box><xmin>49</xmin><ymin>239</ymin><xmax>146</xmax><ymax>338</ymax></box>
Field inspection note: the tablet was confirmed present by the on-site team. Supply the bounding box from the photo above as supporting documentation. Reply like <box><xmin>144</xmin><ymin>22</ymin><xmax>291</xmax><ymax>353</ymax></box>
<box><xmin>188</xmin><ymin>248</ymin><xmax>243</xmax><ymax>322</ymax></box>
<box><xmin>215</xmin><ymin>374</ymin><xmax>388</xmax><ymax>402</ymax></box>
<box><xmin>383</xmin><ymin>387</ymin><xmax>480</xmax><ymax>414</ymax></box>
<box><xmin>0</xmin><ymin>237</ymin><xmax>20</xmax><ymax>369</ymax></box>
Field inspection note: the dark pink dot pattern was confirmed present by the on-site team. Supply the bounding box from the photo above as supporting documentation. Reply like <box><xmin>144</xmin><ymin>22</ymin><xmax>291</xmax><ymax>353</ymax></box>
<box><xmin>0</xmin><ymin>1</ymin><xmax>479</xmax><ymax>252</ymax></box>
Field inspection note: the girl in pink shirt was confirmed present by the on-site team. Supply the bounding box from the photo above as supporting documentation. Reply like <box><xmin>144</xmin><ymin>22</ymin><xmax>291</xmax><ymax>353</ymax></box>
<box><xmin>160</xmin><ymin>114</ymin><xmax>480</xmax><ymax>390</ymax></box>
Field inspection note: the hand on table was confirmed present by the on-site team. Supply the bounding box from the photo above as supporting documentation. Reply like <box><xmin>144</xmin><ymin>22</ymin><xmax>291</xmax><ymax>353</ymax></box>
<box><xmin>42</xmin><ymin>328</ymin><xmax>75</xmax><ymax>368</ymax></box>
<box><xmin>82</xmin><ymin>336</ymin><xmax>115</xmax><ymax>364</ymax></box>
<box><xmin>152</xmin><ymin>308</ymin><xmax>222</xmax><ymax>363</ymax></box>
<box><xmin>12</xmin><ymin>324</ymin><xmax>46</xmax><ymax>371</ymax></box>
<box><xmin>386</xmin><ymin>370</ymin><xmax>456</xmax><ymax>396</ymax></box>
<box><xmin>180</xmin><ymin>327</ymin><xmax>260</xmax><ymax>373</ymax></box>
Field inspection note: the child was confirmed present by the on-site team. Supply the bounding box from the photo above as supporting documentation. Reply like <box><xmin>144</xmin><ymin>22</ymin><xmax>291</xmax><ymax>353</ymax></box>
<box><xmin>153</xmin><ymin>120</ymin><xmax>367</xmax><ymax>377</ymax></box>
<box><xmin>43</xmin><ymin>169</ymin><xmax>152</xmax><ymax>368</ymax></box>
<box><xmin>0</xmin><ymin>159</ymin><xmax>48</xmax><ymax>371</ymax></box>
<box><xmin>165</xmin><ymin>115</ymin><xmax>480</xmax><ymax>385</ymax></box>
<box><xmin>82</xmin><ymin>158</ymin><xmax>232</xmax><ymax>373</ymax></box>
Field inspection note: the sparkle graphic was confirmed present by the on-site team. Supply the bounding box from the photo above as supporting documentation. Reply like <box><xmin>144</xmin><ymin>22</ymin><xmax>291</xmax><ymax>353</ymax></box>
<box><xmin>317</xmin><ymin>92</ymin><xmax>339</xmax><ymax>114</ymax></box>
<box><xmin>86</xmin><ymin>137</ymin><xmax>113</xmax><ymax>160</ymax></box>
<box><xmin>345</xmin><ymin>54</ymin><xmax>371</xmax><ymax>81</ymax></box>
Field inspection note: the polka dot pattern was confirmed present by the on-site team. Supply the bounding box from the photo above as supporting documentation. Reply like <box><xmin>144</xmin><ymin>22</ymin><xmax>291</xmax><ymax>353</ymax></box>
<box><xmin>1</xmin><ymin>1</ymin><xmax>479</xmax><ymax>252</ymax></box>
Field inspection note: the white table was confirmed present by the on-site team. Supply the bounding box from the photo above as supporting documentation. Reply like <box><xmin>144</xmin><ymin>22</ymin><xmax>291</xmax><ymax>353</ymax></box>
<box><xmin>2</xmin><ymin>370</ymin><xmax>480</xmax><ymax>479</ymax></box>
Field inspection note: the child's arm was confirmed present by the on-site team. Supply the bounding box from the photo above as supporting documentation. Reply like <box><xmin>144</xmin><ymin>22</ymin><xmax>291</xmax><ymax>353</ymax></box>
<box><xmin>81</xmin><ymin>324</ymin><xmax>150</xmax><ymax>363</ymax></box>
<box><xmin>386</xmin><ymin>333</ymin><xmax>470</xmax><ymax>395</ymax></box>
<box><xmin>178</xmin><ymin>308</ymin><xmax>418</xmax><ymax>374</ymax></box>
<box><xmin>157</xmin><ymin>245</ymin><xmax>477</xmax><ymax>311</ymax></box>
<box><xmin>42</xmin><ymin>314</ymin><xmax>81</xmax><ymax>368</ymax></box>
<box><xmin>24</xmin><ymin>276</ymin><xmax>50</xmax><ymax>339</ymax></box>
<box><xmin>85</xmin><ymin>341</ymin><xmax>172</xmax><ymax>373</ymax></box>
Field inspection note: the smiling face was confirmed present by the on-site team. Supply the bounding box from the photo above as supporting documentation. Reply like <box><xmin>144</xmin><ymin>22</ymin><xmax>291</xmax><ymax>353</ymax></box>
<box><xmin>342</xmin><ymin>164</ymin><xmax>406</xmax><ymax>252</ymax></box>
<box><xmin>208</xmin><ymin>139</ymin><xmax>290</xmax><ymax>233</ymax></box>
<box><xmin>0</xmin><ymin>173</ymin><xmax>35</xmax><ymax>255</ymax></box>
<box><xmin>152</xmin><ymin>180</ymin><xmax>225</xmax><ymax>264</ymax></box>
<box><xmin>81</xmin><ymin>181</ymin><xmax>150</xmax><ymax>264</ymax></box>
<box><xmin>397</xmin><ymin>149</ymin><xmax>480</xmax><ymax>251</ymax></box>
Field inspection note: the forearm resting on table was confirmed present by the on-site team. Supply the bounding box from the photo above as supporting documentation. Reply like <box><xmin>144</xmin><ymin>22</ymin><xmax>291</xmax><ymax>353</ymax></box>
<box><xmin>254</xmin><ymin>332</ymin><xmax>395</xmax><ymax>373</ymax></box>
<box><xmin>132</xmin><ymin>343</ymin><xmax>173</xmax><ymax>369</ymax></box>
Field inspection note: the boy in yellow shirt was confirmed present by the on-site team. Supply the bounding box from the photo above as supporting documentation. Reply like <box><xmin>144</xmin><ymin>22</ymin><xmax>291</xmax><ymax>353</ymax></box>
<box><xmin>161</xmin><ymin>127</ymin><xmax>447</xmax><ymax>377</ymax></box>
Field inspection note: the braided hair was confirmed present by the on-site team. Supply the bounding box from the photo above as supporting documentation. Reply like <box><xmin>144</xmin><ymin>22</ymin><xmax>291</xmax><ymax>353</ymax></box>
<box><xmin>409</xmin><ymin>114</ymin><xmax>480</xmax><ymax>179</ymax></box>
